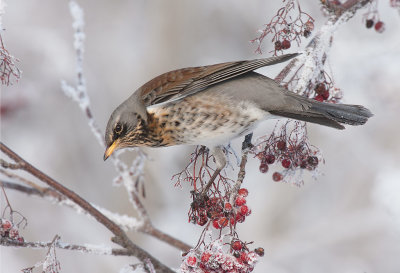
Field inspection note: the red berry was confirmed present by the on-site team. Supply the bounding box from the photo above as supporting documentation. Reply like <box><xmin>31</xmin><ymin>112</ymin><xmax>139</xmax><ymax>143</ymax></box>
<box><xmin>236</xmin><ymin>213</ymin><xmax>246</xmax><ymax>223</ymax></box>
<box><xmin>186</xmin><ymin>256</ymin><xmax>197</xmax><ymax>267</ymax></box>
<box><xmin>315</xmin><ymin>83</ymin><xmax>326</xmax><ymax>94</ymax></box>
<box><xmin>212</xmin><ymin>219</ymin><xmax>221</xmax><ymax>229</ymax></box>
<box><xmin>1</xmin><ymin>219</ymin><xmax>11</xmax><ymax>230</ymax></box>
<box><xmin>240</xmin><ymin>205</ymin><xmax>249</xmax><ymax>215</ymax></box>
<box><xmin>307</xmin><ymin>156</ymin><xmax>319</xmax><ymax>166</ymax></box>
<box><xmin>272</xmin><ymin>172</ymin><xmax>283</xmax><ymax>182</ymax></box>
<box><xmin>282</xmin><ymin>39</ymin><xmax>291</xmax><ymax>49</ymax></box>
<box><xmin>17</xmin><ymin>236</ymin><xmax>24</xmax><ymax>243</ymax></box>
<box><xmin>305</xmin><ymin>21</ymin><xmax>314</xmax><ymax>31</ymax></box>
<box><xmin>219</xmin><ymin>217</ymin><xmax>229</xmax><ymax>228</ymax></box>
<box><xmin>259</xmin><ymin>163</ymin><xmax>269</xmax><ymax>173</ymax></box>
<box><xmin>314</xmin><ymin>94</ymin><xmax>324</xmax><ymax>102</ymax></box>
<box><xmin>366</xmin><ymin>19</ymin><xmax>374</xmax><ymax>29</ymax></box>
<box><xmin>255</xmin><ymin>247</ymin><xmax>265</xmax><ymax>257</ymax></box>
<box><xmin>238</xmin><ymin>188</ymin><xmax>249</xmax><ymax>197</ymax></box>
<box><xmin>240</xmin><ymin>252</ymin><xmax>249</xmax><ymax>263</ymax></box>
<box><xmin>224</xmin><ymin>202</ymin><xmax>233</xmax><ymax>211</ymax></box>
<box><xmin>321</xmin><ymin>90</ymin><xmax>330</xmax><ymax>100</ymax></box>
<box><xmin>232</xmin><ymin>240</ymin><xmax>243</xmax><ymax>251</ymax></box>
<box><xmin>374</xmin><ymin>21</ymin><xmax>385</xmax><ymax>33</ymax></box>
<box><xmin>235</xmin><ymin>196</ymin><xmax>246</xmax><ymax>206</ymax></box>
<box><xmin>265</xmin><ymin>154</ymin><xmax>275</xmax><ymax>164</ymax></box>
<box><xmin>276</xmin><ymin>140</ymin><xmax>286</xmax><ymax>150</ymax></box>
<box><xmin>197</xmin><ymin>216</ymin><xmax>208</xmax><ymax>226</ymax></box>
<box><xmin>201</xmin><ymin>252</ymin><xmax>212</xmax><ymax>263</ymax></box>
<box><xmin>281</xmin><ymin>159</ymin><xmax>291</xmax><ymax>168</ymax></box>
<box><xmin>230</xmin><ymin>217</ymin><xmax>236</xmax><ymax>225</ymax></box>
<box><xmin>275</xmin><ymin>40</ymin><xmax>282</xmax><ymax>50</ymax></box>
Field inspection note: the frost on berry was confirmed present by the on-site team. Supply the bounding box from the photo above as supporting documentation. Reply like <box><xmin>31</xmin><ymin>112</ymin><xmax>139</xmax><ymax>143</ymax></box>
<box><xmin>180</xmin><ymin>235</ymin><xmax>262</xmax><ymax>273</ymax></box>
<box><xmin>252</xmin><ymin>120</ymin><xmax>323</xmax><ymax>186</ymax></box>
<box><xmin>251</xmin><ymin>0</ymin><xmax>314</xmax><ymax>55</ymax></box>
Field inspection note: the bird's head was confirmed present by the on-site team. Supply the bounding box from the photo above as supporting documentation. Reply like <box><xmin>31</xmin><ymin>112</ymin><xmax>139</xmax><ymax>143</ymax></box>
<box><xmin>103</xmin><ymin>93</ymin><xmax>148</xmax><ymax>160</ymax></box>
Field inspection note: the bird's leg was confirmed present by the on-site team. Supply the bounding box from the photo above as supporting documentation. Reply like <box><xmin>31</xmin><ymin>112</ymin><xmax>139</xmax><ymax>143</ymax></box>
<box><xmin>201</xmin><ymin>146</ymin><xmax>226</xmax><ymax>195</ymax></box>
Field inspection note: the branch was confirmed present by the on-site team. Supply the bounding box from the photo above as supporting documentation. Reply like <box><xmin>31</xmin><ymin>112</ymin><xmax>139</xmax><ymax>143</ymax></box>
<box><xmin>0</xmin><ymin>142</ymin><xmax>174</xmax><ymax>273</ymax></box>
<box><xmin>0</xmin><ymin>236</ymin><xmax>131</xmax><ymax>256</ymax></box>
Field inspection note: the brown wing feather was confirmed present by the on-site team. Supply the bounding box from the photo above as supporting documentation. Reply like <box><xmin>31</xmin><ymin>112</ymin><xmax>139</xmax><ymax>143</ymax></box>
<box><xmin>139</xmin><ymin>53</ymin><xmax>299</xmax><ymax>106</ymax></box>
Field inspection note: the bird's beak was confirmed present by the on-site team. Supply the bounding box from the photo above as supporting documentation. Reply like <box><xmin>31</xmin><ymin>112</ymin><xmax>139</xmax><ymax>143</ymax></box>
<box><xmin>103</xmin><ymin>140</ymin><xmax>120</xmax><ymax>161</ymax></box>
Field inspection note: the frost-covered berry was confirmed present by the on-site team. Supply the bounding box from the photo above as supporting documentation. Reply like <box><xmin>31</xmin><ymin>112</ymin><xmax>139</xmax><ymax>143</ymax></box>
<box><xmin>238</xmin><ymin>188</ymin><xmax>249</xmax><ymax>197</ymax></box>
<box><xmin>9</xmin><ymin>228</ymin><xmax>19</xmax><ymax>239</ymax></box>
<box><xmin>232</xmin><ymin>240</ymin><xmax>243</xmax><ymax>251</ymax></box>
<box><xmin>314</xmin><ymin>94</ymin><xmax>324</xmax><ymax>102</ymax></box>
<box><xmin>305</xmin><ymin>21</ymin><xmax>314</xmax><ymax>31</ymax></box>
<box><xmin>366</xmin><ymin>19</ymin><xmax>374</xmax><ymax>28</ymax></box>
<box><xmin>315</xmin><ymin>83</ymin><xmax>327</xmax><ymax>94</ymax></box>
<box><xmin>259</xmin><ymin>163</ymin><xmax>269</xmax><ymax>173</ymax></box>
<box><xmin>254</xmin><ymin>247</ymin><xmax>265</xmax><ymax>257</ymax></box>
<box><xmin>275</xmin><ymin>40</ymin><xmax>282</xmax><ymax>50</ymax></box>
<box><xmin>186</xmin><ymin>256</ymin><xmax>197</xmax><ymax>267</ymax></box>
<box><xmin>374</xmin><ymin>21</ymin><xmax>385</xmax><ymax>33</ymax></box>
<box><xmin>240</xmin><ymin>205</ymin><xmax>249</xmax><ymax>216</ymax></box>
<box><xmin>304</xmin><ymin>29</ymin><xmax>311</xmax><ymax>38</ymax></box>
<box><xmin>224</xmin><ymin>202</ymin><xmax>233</xmax><ymax>211</ymax></box>
<box><xmin>272</xmin><ymin>172</ymin><xmax>283</xmax><ymax>182</ymax></box>
<box><xmin>276</xmin><ymin>140</ymin><xmax>286</xmax><ymax>150</ymax></box>
<box><xmin>281</xmin><ymin>159</ymin><xmax>291</xmax><ymax>168</ymax></box>
<box><xmin>307</xmin><ymin>156</ymin><xmax>319</xmax><ymax>167</ymax></box>
<box><xmin>212</xmin><ymin>219</ymin><xmax>221</xmax><ymax>229</ymax></box>
<box><xmin>236</xmin><ymin>213</ymin><xmax>246</xmax><ymax>223</ymax></box>
<box><xmin>265</xmin><ymin>154</ymin><xmax>276</xmax><ymax>164</ymax></box>
<box><xmin>1</xmin><ymin>219</ymin><xmax>11</xmax><ymax>230</ymax></box>
<box><xmin>282</xmin><ymin>40</ymin><xmax>291</xmax><ymax>49</ymax></box>
<box><xmin>201</xmin><ymin>252</ymin><xmax>212</xmax><ymax>263</ymax></box>
<box><xmin>321</xmin><ymin>90</ymin><xmax>330</xmax><ymax>100</ymax></box>
<box><xmin>219</xmin><ymin>217</ymin><xmax>229</xmax><ymax>228</ymax></box>
<box><xmin>235</xmin><ymin>196</ymin><xmax>246</xmax><ymax>206</ymax></box>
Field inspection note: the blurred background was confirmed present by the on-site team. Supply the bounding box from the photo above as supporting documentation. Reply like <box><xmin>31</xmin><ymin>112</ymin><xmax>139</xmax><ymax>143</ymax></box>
<box><xmin>1</xmin><ymin>0</ymin><xmax>400</xmax><ymax>272</ymax></box>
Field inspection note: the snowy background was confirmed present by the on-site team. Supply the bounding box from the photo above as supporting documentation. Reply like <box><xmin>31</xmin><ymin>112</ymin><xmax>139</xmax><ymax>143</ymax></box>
<box><xmin>1</xmin><ymin>0</ymin><xmax>400</xmax><ymax>272</ymax></box>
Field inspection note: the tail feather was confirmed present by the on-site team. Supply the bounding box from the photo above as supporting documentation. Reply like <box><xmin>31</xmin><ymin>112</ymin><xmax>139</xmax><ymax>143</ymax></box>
<box><xmin>270</xmin><ymin>100</ymin><xmax>373</xmax><ymax>130</ymax></box>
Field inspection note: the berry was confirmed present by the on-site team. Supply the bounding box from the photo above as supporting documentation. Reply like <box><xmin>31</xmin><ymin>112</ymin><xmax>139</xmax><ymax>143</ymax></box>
<box><xmin>305</xmin><ymin>21</ymin><xmax>314</xmax><ymax>31</ymax></box>
<box><xmin>276</xmin><ymin>140</ymin><xmax>286</xmax><ymax>150</ymax></box>
<box><xmin>274</xmin><ymin>41</ymin><xmax>282</xmax><ymax>50</ymax></box>
<box><xmin>201</xmin><ymin>252</ymin><xmax>212</xmax><ymax>263</ymax></box>
<box><xmin>238</xmin><ymin>188</ymin><xmax>249</xmax><ymax>197</ymax></box>
<box><xmin>186</xmin><ymin>256</ymin><xmax>197</xmax><ymax>267</ymax></box>
<box><xmin>240</xmin><ymin>205</ymin><xmax>249</xmax><ymax>216</ymax></box>
<box><xmin>236</xmin><ymin>213</ymin><xmax>246</xmax><ymax>223</ymax></box>
<box><xmin>300</xmin><ymin>160</ymin><xmax>307</xmax><ymax>169</ymax></box>
<box><xmin>314</xmin><ymin>94</ymin><xmax>324</xmax><ymax>102</ymax></box>
<box><xmin>255</xmin><ymin>247</ymin><xmax>265</xmax><ymax>256</ymax></box>
<box><xmin>17</xmin><ymin>236</ymin><xmax>24</xmax><ymax>243</ymax></box>
<box><xmin>366</xmin><ymin>19</ymin><xmax>374</xmax><ymax>29</ymax></box>
<box><xmin>265</xmin><ymin>154</ymin><xmax>276</xmax><ymax>164</ymax></box>
<box><xmin>321</xmin><ymin>90</ymin><xmax>330</xmax><ymax>100</ymax></box>
<box><xmin>232</xmin><ymin>240</ymin><xmax>243</xmax><ymax>251</ymax></box>
<box><xmin>212</xmin><ymin>219</ymin><xmax>221</xmax><ymax>229</ymax></box>
<box><xmin>375</xmin><ymin>21</ymin><xmax>385</xmax><ymax>33</ymax></box>
<box><xmin>272</xmin><ymin>172</ymin><xmax>283</xmax><ymax>182</ymax></box>
<box><xmin>1</xmin><ymin>219</ymin><xmax>11</xmax><ymax>230</ymax></box>
<box><xmin>307</xmin><ymin>156</ymin><xmax>319</xmax><ymax>167</ymax></box>
<box><xmin>224</xmin><ymin>202</ymin><xmax>233</xmax><ymax>211</ymax></box>
<box><xmin>303</xmin><ymin>30</ymin><xmax>311</xmax><ymax>38</ymax></box>
<box><xmin>282</xmin><ymin>39</ymin><xmax>291</xmax><ymax>50</ymax></box>
<box><xmin>235</xmin><ymin>196</ymin><xmax>246</xmax><ymax>206</ymax></box>
<box><xmin>259</xmin><ymin>163</ymin><xmax>269</xmax><ymax>173</ymax></box>
<box><xmin>240</xmin><ymin>252</ymin><xmax>249</xmax><ymax>263</ymax></box>
<box><xmin>219</xmin><ymin>217</ymin><xmax>229</xmax><ymax>228</ymax></box>
<box><xmin>281</xmin><ymin>159</ymin><xmax>291</xmax><ymax>168</ymax></box>
<box><xmin>315</xmin><ymin>83</ymin><xmax>327</xmax><ymax>94</ymax></box>
<box><xmin>9</xmin><ymin>228</ymin><xmax>19</xmax><ymax>239</ymax></box>
<box><xmin>197</xmin><ymin>216</ymin><xmax>208</xmax><ymax>226</ymax></box>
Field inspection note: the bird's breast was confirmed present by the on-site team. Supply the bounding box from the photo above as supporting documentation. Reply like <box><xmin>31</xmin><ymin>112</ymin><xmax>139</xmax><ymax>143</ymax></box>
<box><xmin>146</xmin><ymin>91</ymin><xmax>269</xmax><ymax>147</ymax></box>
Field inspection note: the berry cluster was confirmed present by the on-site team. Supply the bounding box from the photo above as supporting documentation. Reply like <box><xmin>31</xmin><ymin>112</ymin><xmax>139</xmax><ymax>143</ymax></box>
<box><xmin>253</xmin><ymin>121</ymin><xmax>322</xmax><ymax>185</ymax></box>
<box><xmin>365</xmin><ymin>19</ymin><xmax>385</xmax><ymax>33</ymax></box>
<box><xmin>0</xmin><ymin>218</ymin><xmax>24</xmax><ymax>243</ymax></box>
<box><xmin>189</xmin><ymin>188</ymin><xmax>252</xmax><ymax>229</ymax></box>
<box><xmin>251</xmin><ymin>0</ymin><xmax>315</xmax><ymax>55</ymax></box>
<box><xmin>181</xmin><ymin>239</ymin><xmax>264</xmax><ymax>273</ymax></box>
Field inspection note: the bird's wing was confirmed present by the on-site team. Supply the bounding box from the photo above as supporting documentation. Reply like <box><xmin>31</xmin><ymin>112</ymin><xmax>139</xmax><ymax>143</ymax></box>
<box><xmin>139</xmin><ymin>53</ymin><xmax>300</xmax><ymax>106</ymax></box>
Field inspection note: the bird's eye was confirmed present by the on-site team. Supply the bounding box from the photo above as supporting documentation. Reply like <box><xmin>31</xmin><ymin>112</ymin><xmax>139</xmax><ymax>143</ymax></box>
<box><xmin>114</xmin><ymin>123</ymin><xmax>123</xmax><ymax>135</ymax></box>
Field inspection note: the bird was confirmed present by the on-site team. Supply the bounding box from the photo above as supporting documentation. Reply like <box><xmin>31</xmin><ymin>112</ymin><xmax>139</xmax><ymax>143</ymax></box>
<box><xmin>103</xmin><ymin>53</ymin><xmax>372</xmax><ymax>187</ymax></box>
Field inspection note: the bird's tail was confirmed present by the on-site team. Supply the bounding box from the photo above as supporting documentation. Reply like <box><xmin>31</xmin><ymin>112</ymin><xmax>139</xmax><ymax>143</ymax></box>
<box><xmin>270</xmin><ymin>100</ymin><xmax>373</xmax><ymax>130</ymax></box>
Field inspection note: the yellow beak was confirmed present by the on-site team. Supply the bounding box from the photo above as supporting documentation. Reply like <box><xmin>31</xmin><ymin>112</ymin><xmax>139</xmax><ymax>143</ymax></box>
<box><xmin>103</xmin><ymin>140</ymin><xmax>120</xmax><ymax>161</ymax></box>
